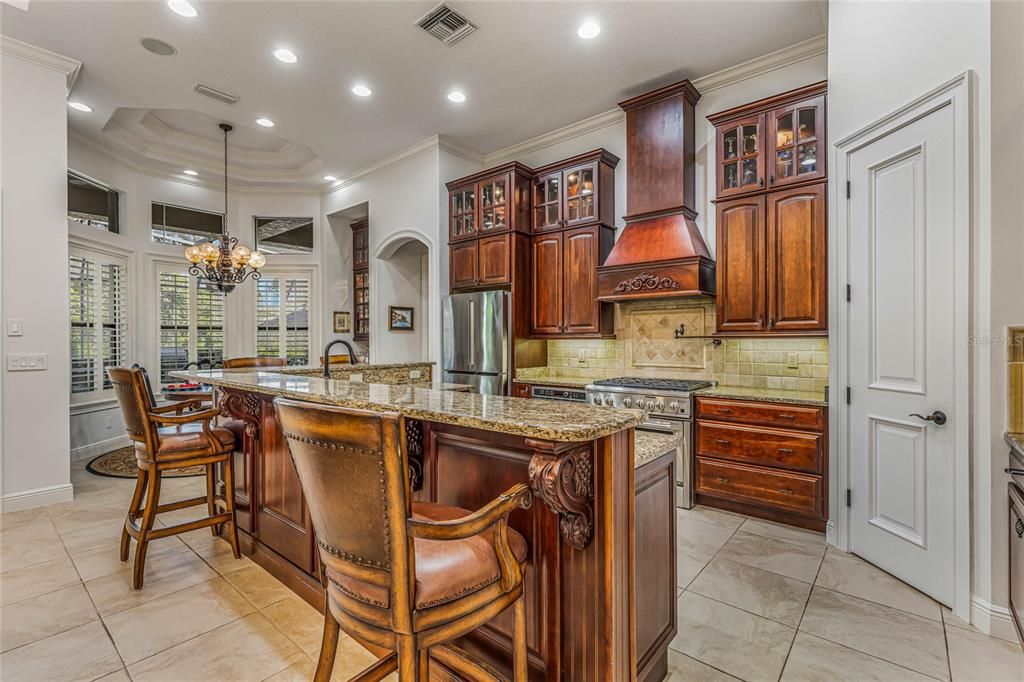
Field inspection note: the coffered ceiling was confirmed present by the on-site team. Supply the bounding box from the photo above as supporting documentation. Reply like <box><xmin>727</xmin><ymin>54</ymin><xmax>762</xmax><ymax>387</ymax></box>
<box><xmin>1</xmin><ymin>1</ymin><xmax>827</xmax><ymax>188</ymax></box>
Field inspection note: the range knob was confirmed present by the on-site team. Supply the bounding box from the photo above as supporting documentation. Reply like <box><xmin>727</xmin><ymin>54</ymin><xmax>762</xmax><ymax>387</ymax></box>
<box><xmin>655</xmin><ymin>400</ymin><xmax>665</xmax><ymax>411</ymax></box>
<box><xmin>622</xmin><ymin>398</ymin><xmax>633</xmax><ymax>408</ymax></box>
<box><xmin>592</xmin><ymin>397</ymin><xmax>602</xmax><ymax>405</ymax></box>
<box><xmin>604</xmin><ymin>396</ymin><xmax>615</xmax><ymax>406</ymax></box>
<box><xmin>645</xmin><ymin>400</ymin><xmax>655</xmax><ymax>411</ymax></box>
<box><xmin>668</xmin><ymin>401</ymin><xmax>680</xmax><ymax>412</ymax></box>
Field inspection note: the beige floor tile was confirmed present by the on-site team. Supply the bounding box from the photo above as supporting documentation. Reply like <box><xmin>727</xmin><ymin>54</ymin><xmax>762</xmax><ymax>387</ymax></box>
<box><xmin>740</xmin><ymin>518</ymin><xmax>827</xmax><ymax>552</ymax></box>
<box><xmin>815</xmin><ymin>547</ymin><xmax>941</xmax><ymax>621</ymax></box>
<box><xmin>0</xmin><ymin>507</ymin><xmax>52</xmax><ymax>530</ymax></box>
<box><xmin>330</xmin><ymin>634</ymin><xmax>390</xmax><ymax>680</ymax></box>
<box><xmin>262</xmin><ymin>593</ymin><xmax>324</xmax><ymax>656</ymax></box>
<box><xmin>671</xmin><ymin>591</ymin><xmax>795</xmax><ymax>682</ymax></box>
<box><xmin>224</xmin><ymin>562</ymin><xmax>296</xmax><ymax>608</ymax></box>
<box><xmin>0</xmin><ymin>531</ymin><xmax>69</xmax><ymax>574</ymax></box>
<box><xmin>941</xmin><ymin>606</ymin><xmax>1022</xmax><ymax>644</ymax></box>
<box><xmin>666</xmin><ymin>649</ymin><xmax>740</xmax><ymax>681</ymax></box>
<box><xmin>781</xmin><ymin>631</ymin><xmax>935</xmax><ymax>681</ymax></box>
<box><xmin>85</xmin><ymin>549</ymin><xmax>218</xmax><ymax>616</ymax></box>
<box><xmin>0</xmin><ymin>583</ymin><xmax>98</xmax><ymax>652</ymax></box>
<box><xmin>127</xmin><ymin>612</ymin><xmax>305</xmax><ymax>681</ymax></box>
<box><xmin>678</xmin><ymin>547</ymin><xmax>712</xmax><ymax>591</ymax></box>
<box><xmin>48</xmin><ymin>499</ymin><xmax>128</xmax><ymax>534</ymax></box>
<box><xmin>58</xmin><ymin>516</ymin><xmax>127</xmax><ymax>555</ymax></box>
<box><xmin>263</xmin><ymin>657</ymin><xmax>315</xmax><ymax>681</ymax></box>
<box><xmin>105</xmin><ymin>577</ymin><xmax>255</xmax><ymax>664</ymax></box>
<box><xmin>95</xmin><ymin>668</ymin><xmax>132</xmax><ymax>681</ymax></box>
<box><xmin>677</xmin><ymin>513</ymin><xmax>737</xmax><ymax>556</ymax></box>
<box><xmin>0</xmin><ymin>554</ymin><xmax>81</xmax><ymax>607</ymax></box>
<box><xmin>717</xmin><ymin>530</ymin><xmax>824</xmax><ymax>583</ymax></box>
<box><xmin>70</xmin><ymin>536</ymin><xmax>191</xmax><ymax>582</ymax></box>
<box><xmin>689</xmin><ymin>556</ymin><xmax>811</xmax><ymax>627</ymax></box>
<box><xmin>680</xmin><ymin>505</ymin><xmax>746</xmax><ymax>531</ymax></box>
<box><xmin>946</xmin><ymin>623</ymin><xmax>1024</xmax><ymax>681</ymax></box>
<box><xmin>187</xmin><ymin>533</ymin><xmax>253</xmax><ymax>574</ymax></box>
<box><xmin>0</xmin><ymin>620</ymin><xmax>122</xmax><ymax>682</ymax></box>
<box><xmin>800</xmin><ymin>587</ymin><xmax>949</xmax><ymax>680</ymax></box>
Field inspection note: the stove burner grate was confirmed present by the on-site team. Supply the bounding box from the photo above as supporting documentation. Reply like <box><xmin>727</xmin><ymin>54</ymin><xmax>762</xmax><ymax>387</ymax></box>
<box><xmin>591</xmin><ymin>377</ymin><xmax>713</xmax><ymax>392</ymax></box>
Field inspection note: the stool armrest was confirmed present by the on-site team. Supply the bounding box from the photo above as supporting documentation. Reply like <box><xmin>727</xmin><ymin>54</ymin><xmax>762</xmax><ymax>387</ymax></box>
<box><xmin>150</xmin><ymin>400</ymin><xmax>205</xmax><ymax>415</ymax></box>
<box><xmin>407</xmin><ymin>484</ymin><xmax>532</xmax><ymax>542</ymax></box>
<box><xmin>148</xmin><ymin>407</ymin><xmax>222</xmax><ymax>425</ymax></box>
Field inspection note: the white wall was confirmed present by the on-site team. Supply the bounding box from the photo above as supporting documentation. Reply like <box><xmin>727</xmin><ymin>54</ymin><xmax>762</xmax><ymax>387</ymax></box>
<box><xmin>827</xmin><ymin>0</ymin><xmax>1004</xmax><ymax>633</ymax></box>
<box><xmin>1</xmin><ymin>53</ymin><xmax>74</xmax><ymax>508</ymax></box>
<box><xmin>375</xmin><ymin>239</ymin><xmax>428</xmax><ymax>362</ymax></box>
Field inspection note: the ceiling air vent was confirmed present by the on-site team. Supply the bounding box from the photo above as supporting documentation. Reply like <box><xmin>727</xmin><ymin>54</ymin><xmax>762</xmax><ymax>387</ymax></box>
<box><xmin>416</xmin><ymin>3</ymin><xmax>476</xmax><ymax>45</ymax></box>
<box><xmin>193</xmin><ymin>83</ymin><xmax>239</xmax><ymax>105</ymax></box>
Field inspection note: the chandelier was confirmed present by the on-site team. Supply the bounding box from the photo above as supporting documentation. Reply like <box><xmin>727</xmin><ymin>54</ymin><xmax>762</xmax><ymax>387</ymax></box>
<box><xmin>183</xmin><ymin>123</ymin><xmax>265</xmax><ymax>293</ymax></box>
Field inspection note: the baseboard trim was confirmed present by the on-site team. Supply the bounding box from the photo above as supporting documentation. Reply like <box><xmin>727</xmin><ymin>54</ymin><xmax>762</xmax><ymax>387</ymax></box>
<box><xmin>71</xmin><ymin>435</ymin><xmax>129</xmax><ymax>462</ymax></box>
<box><xmin>2</xmin><ymin>483</ymin><xmax>74</xmax><ymax>512</ymax></box>
<box><xmin>971</xmin><ymin>596</ymin><xmax>1021</xmax><ymax>643</ymax></box>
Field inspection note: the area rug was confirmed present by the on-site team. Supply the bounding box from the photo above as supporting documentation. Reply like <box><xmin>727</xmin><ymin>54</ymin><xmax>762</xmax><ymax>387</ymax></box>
<box><xmin>86</xmin><ymin>446</ymin><xmax>205</xmax><ymax>479</ymax></box>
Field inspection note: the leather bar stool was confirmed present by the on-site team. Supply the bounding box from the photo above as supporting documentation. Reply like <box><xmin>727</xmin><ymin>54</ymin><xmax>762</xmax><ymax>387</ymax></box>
<box><xmin>108</xmin><ymin>366</ymin><xmax>241</xmax><ymax>589</ymax></box>
<box><xmin>274</xmin><ymin>398</ymin><xmax>532</xmax><ymax>681</ymax></box>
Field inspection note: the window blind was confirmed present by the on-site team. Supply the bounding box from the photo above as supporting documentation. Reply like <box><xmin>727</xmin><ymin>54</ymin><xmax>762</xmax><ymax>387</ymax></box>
<box><xmin>256</xmin><ymin>277</ymin><xmax>281</xmax><ymax>358</ymax></box>
<box><xmin>159</xmin><ymin>272</ymin><xmax>190</xmax><ymax>384</ymax></box>
<box><xmin>284</xmin><ymin>278</ymin><xmax>311</xmax><ymax>365</ymax></box>
<box><xmin>69</xmin><ymin>255</ymin><xmax>97</xmax><ymax>394</ymax></box>
<box><xmin>254</xmin><ymin>274</ymin><xmax>311</xmax><ymax>365</ymax></box>
<box><xmin>69</xmin><ymin>250</ymin><xmax>127</xmax><ymax>399</ymax></box>
<box><xmin>195</xmin><ymin>279</ymin><xmax>224</xmax><ymax>369</ymax></box>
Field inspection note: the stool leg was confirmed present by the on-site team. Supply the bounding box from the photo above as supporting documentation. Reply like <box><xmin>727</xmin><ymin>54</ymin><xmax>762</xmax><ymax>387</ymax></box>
<box><xmin>513</xmin><ymin>596</ymin><xmax>527</xmax><ymax>682</ymax></box>
<box><xmin>313</xmin><ymin>608</ymin><xmax>340</xmax><ymax>682</ymax></box>
<box><xmin>120</xmin><ymin>468</ymin><xmax>147</xmax><ymax>562</ymax></box>
<box><xmin>222</xmin><ymin>455</ymin><xmax>241</xmax><ymax>559</ymax></box>
<box><xmin>397</xmin><ymin>635</ymin><xmax>420</xmax><ymax>680</ymax></box>
<box><xmin>133</xmin><ymin>468</ymin><xmax>162</xmax><ymax>590</ymax></box>
<box><xmin>417</xmin><ymin>649</ymin><xmax>430</xmax><ymax>682</ymax></box>
<box><xmin>206</xmin><ymin>464</ymin><xmax>218</xmax><ymax>536</ymax></box>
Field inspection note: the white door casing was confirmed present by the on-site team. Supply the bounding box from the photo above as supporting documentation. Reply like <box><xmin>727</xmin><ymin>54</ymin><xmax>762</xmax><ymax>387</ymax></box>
<box><xmin>831</xmin><ymin>74</ymin><xmax>971</xmax><ymax>616</ymax></box>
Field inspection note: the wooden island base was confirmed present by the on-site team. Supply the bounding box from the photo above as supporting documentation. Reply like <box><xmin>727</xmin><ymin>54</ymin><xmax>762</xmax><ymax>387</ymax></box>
<box><xmin>215</xmin><ymin>387</ymin><xmax>676</xmax><ymax>681</ymax></box>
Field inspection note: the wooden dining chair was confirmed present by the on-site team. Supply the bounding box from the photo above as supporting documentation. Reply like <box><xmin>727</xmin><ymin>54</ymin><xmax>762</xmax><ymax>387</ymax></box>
<box><xmin>222</xmin><ymin>356</ymin><xmax>288</xmax><ymax>369</ymax></box>
<box><xmin>274</xmin><ymin>398</ymin><xmax>532</xmax><ymax>681</ymax></box>
<box><xmin>108</xmin><ymin>366</ymin><xmax>241</xmax><ymax>589</ymax></box>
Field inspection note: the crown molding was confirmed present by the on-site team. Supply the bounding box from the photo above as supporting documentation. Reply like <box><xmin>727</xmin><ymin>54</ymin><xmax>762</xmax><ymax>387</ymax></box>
<box><xmin>437</xmin><ymin>134</ymin><xmax>484</xmax><ymax>166</ymax></box>
<box><xmin>0</xmin><ymin>34</ymin><xmax>81</xmax><ymax>94</ymax></box>
<box><xmin>323</xmin><ymin>134</ymin><xmax>458</xmax><ymax>196</ymax></box>
<box><xmin>483</xmin><ymin>33</ymin><xmax>826</xmax><ymax>166</ymax></box>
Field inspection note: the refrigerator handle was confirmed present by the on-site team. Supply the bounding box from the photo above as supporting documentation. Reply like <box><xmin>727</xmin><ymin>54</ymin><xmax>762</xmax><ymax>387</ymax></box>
<box><xmin>469</xmin><ymin>299</ymin><xmax>475</xmax><ymax>369</ymax></box>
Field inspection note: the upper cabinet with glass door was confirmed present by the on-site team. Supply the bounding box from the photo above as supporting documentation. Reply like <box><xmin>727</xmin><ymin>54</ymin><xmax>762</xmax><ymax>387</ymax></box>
<box><xmin>449</xmin><ymin>184</ymin><xmax>476</xmax><ymax>241</ymax></box>
<box><xmin>531</xmin><ymin>149</ymin><xmax>619</xmax><ymax>233</ymax></box>
<box><xmin>716</xmin><ymin>114</ymin><xmax>765</xmax><ymax>198</ymax></box>
<box><xmin>766</xmin><ymin>95</ymin><xmax>825</xmax><ymax>188</ymax></box>
<box><xmin>446</xmin><ymin>163</ymin><xmax>533</xmax><ymax>243</ymax></box>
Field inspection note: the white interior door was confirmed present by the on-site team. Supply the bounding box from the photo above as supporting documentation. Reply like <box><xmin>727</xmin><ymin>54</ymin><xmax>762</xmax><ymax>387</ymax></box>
<box><xmin>847</xmin><ymin>99</ymin><xmax>961</xmax><ymax>607</ymax></box>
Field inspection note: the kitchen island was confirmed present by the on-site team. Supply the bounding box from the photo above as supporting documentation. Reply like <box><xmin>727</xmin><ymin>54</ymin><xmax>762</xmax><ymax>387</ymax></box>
<box><xmin>172</xmin><ymin>368</ymin><xmax>676</xmax><ymax>682</ymax></box>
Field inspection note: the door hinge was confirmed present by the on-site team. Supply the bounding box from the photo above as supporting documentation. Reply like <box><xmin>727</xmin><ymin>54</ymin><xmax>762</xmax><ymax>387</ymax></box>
<box><xmin>846</xmin><ymin>284</ymin><xmax>851</xmax><ymax>302</ymax></box>
<box><xmin>846</xmin><ymin>181</ymin><xmax>851</xmax><ymax>199</ymax></box>
<box><xmin>846</xmin><ymin>386</ymin><xmax>851</xmax><ymax>404</ymax></box>
<box><xmin>846</xmin><ymin>489</ymin><xmax>852</xmax><ymax>507</ymax></box>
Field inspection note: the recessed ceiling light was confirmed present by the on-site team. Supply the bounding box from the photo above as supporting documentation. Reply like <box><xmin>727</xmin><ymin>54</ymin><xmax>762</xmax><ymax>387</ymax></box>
<box><xmin>351</xmin><ymin>84</ymin><xmax>372</xmax><ymax>97</ymax></box>
<box><xmin>68</xmin><ymin>102</ymin><xmax>93</xmax><ymax>112</ymax></box>
<box><xmin>183</xmin><ymin>169</ymin><xmax>199</xmax><ymax>176</ymax></box>
<box><xmin>255</xmin><ymin>118</ymin><xmax>275</xmax><ymax>127</ymax></box>
<box><xmin>140</xmin><ymin>37</ymin><xmax>177</xmax><ymax>56</ymax></box>
<box><xmin>322</xmin><ymin>175</ymin><xmax>337</xmax><ymax>182</ymax></box>
<box><xmin>273</xmin><ymin>48</ymin><xmax>298</xmax><ymax>64</ymax></box>
<box><xmin>167</xmin><ymin>0</ymin><xmax>198</xmax><ymax>18</ymax></box>
<box><xmin>577</xmin><ymin>21</ymin><xmax>600</xmax><ymax>39</ymax></box>
<box><xmin>447</xmin><ymin>90</ymin><xmax>467</xmax><ymax>103</ymax></box>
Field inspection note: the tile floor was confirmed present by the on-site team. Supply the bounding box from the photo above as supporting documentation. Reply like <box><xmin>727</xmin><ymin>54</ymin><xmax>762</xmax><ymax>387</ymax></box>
<box><xmin>1</xmin><ymin>461</ymin><xmax>1021</xmax><ymax>681</ymax></box>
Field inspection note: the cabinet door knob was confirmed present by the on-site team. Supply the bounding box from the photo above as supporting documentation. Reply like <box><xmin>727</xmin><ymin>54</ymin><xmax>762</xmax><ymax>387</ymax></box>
<box><xmin>769</xmin><ymin>318</ymin><xmax>777</xmax><ymax>328</ymax></box>
<box><xmin>759</xmin><ymin>177</ymin><xmax>764</xmax><ymax>187</ymax></box>
<box><xmin>769</xmin><ymin>175</ymin><xmax>774</xmax><ymax>184</ymax></box>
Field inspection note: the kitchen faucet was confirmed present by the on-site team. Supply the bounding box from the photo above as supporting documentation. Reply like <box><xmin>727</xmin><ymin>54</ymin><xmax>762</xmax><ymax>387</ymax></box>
<box><xmin>322</xmin><ymin>339</ymin><xmax>358</xmax><ymax>378</ymax></box>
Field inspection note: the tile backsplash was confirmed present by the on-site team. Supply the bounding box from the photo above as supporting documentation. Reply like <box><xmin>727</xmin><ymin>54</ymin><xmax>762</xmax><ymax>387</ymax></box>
<box><xmin>534</xmin><ymin>299</ymin><xmax>828</xmax><ymax>394</ymax></box>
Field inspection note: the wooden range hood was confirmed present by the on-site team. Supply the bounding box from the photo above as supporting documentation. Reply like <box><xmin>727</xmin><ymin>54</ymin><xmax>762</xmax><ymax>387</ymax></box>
<box><xmin>597</xmin><ymin>79</ymin><xmax>715</xmax><ymax>301</ymax></box>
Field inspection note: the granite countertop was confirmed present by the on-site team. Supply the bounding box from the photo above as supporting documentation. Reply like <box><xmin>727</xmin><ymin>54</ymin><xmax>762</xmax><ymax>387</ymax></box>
<box><xmin>174</xmin><ymin>369</ymin><xmax>643</xmax><ymax>443</ymax></box>
<box><xmin>695</xmin><ymin>385</ymin><xmax>828</xmax><ymax>407</ymax></box>
<box><xmin>279</xmin><ymin>361</ymin><xmax>433</xmax><ymax>375</ymax></box>
<box><xmin>634</xmin><ymin>431</ymin><xmax>680</xmax><ymax>469</ymax></box>
<box><xmin>514</xmin><ymin>375</ymin><xmax>596</xmax><ymax>388</ymax></box>
<box><xmin>1007</xmin><ymin>433</ymin><xmax>1024</xmax><ymax>460</ymax></box>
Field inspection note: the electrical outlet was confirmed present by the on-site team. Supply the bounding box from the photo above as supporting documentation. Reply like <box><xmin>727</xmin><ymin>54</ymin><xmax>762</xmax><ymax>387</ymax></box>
<box><xmin>786</xmin><ymin>352</ymin><xmax>799</xmax><ymax>369</ymax></box>
<box><xmin>105</xmin><ymin>416</ymin><xmax>113</xmax><ymax>430</ymax></box>
<box><xmin>6</xmin><ymin>353</ymin><xmax>47</xmax><ymax>371</ymax></box>
<box><xmin>577</xmin><ymin>349</ymin><xmax>587</xmax><ymax>366</ymax></box>
<box><xmin>6</xmin><ymin>319</ymin><xmax>24</xmax><ymax>337</ymax></box>
<box><xmin>348</xmin><ymin>373</ymin><xmax>363</xmax><ymax>383</ymax></box>
<box><xmin>409</xmin><ymin>369</ymin><xmax>422</xmax><ymax>379</ymax></box>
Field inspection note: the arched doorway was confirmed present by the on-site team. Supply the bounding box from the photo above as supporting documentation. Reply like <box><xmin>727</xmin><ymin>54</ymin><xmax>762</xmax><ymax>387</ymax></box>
<box><xmin>374</xmin><ymin>231</ymin><xmax>431</xmax><ymax>363</ymax></box>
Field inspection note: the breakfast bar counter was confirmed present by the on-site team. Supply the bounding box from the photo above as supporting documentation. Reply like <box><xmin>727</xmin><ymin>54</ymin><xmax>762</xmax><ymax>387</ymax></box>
<box><xmin>172</xmin><ymin>368</ymin><xmax>674</xmax><ymax>682</ymax></box>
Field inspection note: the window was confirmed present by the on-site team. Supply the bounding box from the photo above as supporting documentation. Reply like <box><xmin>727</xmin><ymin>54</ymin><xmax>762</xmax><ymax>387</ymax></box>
<box><xmin>152</xmin><ymin>202</ymin><xmax>223</xmax><ymax>246</ymax></box>
<box><xmin>255</xmin><ymin>217</ymin><xmax>314</xmax><ymax>254</ymax></box>
<box><xmin>256</xmin><ymin>274</ymin><xmax>312</xmax><ymax>365</ymax></box>
<box><xmin>68</xmin><ymin>172</ymin><xmax>119</xmax><ymax>233</ymax></box>
<box><xmin>158</xmin><ymin>271</ymin><xmax>225</xmax><ymax>383</ymax></box>
<box><xmin>69</xmin><ymin>247</ymin><xmax>127</xmax><ymax>400</ymax></box>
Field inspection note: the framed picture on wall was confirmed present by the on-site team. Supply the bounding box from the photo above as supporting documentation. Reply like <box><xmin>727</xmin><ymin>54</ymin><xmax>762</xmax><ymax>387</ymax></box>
<box><xmin>388</xmin><ymin>306</ymin><xmax>414</xmax><ymax>331</ymax></box>
<box><xmin>333</xmin><ymin>311</ymin><xmax>351</xmax><ymax>333</ymax></box>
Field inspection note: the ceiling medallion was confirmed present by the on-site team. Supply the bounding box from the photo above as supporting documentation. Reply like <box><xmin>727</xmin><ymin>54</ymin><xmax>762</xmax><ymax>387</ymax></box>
<box><xmin>183</xmin><ymin>123</ymin><xmax>265</xmax><ymax>294</ymax></box>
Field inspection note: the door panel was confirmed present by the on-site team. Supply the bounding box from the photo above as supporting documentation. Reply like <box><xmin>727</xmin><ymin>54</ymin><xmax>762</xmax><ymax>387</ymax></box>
<box><xmin>717</xmin><ymin>114</ymin><xmax>765</xmax><ymax>198</ymax></box>
<box><xmin>530</xmin><ymin>233</ymin><xmax>563</xmax><ymax>335</ymax></box>
<box><xmin>849</xmin><ymin>102</ymin><xmax>958</xmax><ymax>606</ymax></box>
<box><xmin>478</xmin><ymin>234</ymin><xmax>510</xmax><ymax>285</ymax></box>
<box><xmin>766</xmin><ymin>184</ymin><xmax>826</xmax><ymax>331</ymax></box>
<box><xmin>716</xmin><ymin>196</ymin><xmax>766</xmax><ymax>333</ymax></box>
<box><xmin>563</xmin><ymin>161</ymin><xmax>598</xmax><ymax>227</ymax></box>
<box><xmin>562</xmin><ymin>227</ymin><xmax>600</xmax><ymax>334</ymax></box>
<box><xmin>449</xmin><ymin>241</ymin><xmax>478</xmax><ymax>290</ymax></box>
<box><xmin>767</xmin><ymin>96</ymin><xmax>825</xmax><ymax>188</ymax></box>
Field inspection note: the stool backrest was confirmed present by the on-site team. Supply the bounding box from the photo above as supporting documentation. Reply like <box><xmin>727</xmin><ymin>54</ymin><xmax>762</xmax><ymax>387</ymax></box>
<box><xmin>108</xmin><ymin>366</ymin><xmax>158</xmax><ymax>449</ymax></box>
<box><xmin>223</xmin><ymin>357</ymin><xmax>288</xmax><ymax>369</ymax></box>
<box><xmin>274</xmin><ymin>398</ymin><xmax>413</xmax><ymax>612</ymax></box>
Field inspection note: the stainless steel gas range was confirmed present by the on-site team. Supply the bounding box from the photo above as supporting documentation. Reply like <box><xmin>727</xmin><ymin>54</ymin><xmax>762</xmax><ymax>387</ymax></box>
<box><xmin>585</xmin><ymin>377</ymin><xmax>713</xmax><ymax>509</ymax></box>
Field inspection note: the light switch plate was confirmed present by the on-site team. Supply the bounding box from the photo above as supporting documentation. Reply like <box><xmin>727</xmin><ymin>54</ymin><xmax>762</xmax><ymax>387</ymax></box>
<box><xmin>7</xmin><ymin>353</ymin><xmax>47</xmax><ymax>371</ymax></box>
<box><xmin>786</xmin><ymin>352</ymin><xmax>800</xmax><ymax>369</ymax></box>
<box><xmin>349</xmin><ymin>373</ymin><xmax>363</xmax><ymax>383</ymax></box>
<box><xmin>409</xmin><ymin>369</ymin><xmax>422</xmax><ymax>379</ymax></box>
<box><xmin>6</xmin><ymin>319</ymin><xmax>24</xmax><ymax>336</ymax></box>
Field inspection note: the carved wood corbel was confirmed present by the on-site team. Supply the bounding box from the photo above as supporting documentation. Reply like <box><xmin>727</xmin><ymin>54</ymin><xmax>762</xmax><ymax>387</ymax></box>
<box><xmin>526</xmin><ymin>441</ymin><xmax>594</xmax><ymax>551</ymax></box>
<box><xmin>405</xmin><ymin>419</ymin><xmax>424</xmax><ymax>492</ymax></box>
<box><xmin>218</xmin><ymin>389</ymin><xmax>262</xmax><ymax>439</ymax></box>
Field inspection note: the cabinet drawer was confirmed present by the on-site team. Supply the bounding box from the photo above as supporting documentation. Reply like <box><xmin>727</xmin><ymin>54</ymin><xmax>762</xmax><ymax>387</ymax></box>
<box><xmin>696</xmin><ymin>397</ymin><xmax>823</xmax><ymax>431</ymax></box>
<box><xmin>696</xmin><ymin>458</ymin><xmax>821</xmax><ymax>517</ymax></box>
<box><xmin>696</xmin><ymin>422</ymin><xmax>820</xmax><ymax>473</ymax></box>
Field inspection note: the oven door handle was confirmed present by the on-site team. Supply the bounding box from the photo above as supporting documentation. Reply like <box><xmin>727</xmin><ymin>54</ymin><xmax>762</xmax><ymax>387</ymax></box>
<box><xmin>641</xmin><ymin>418</ymin><xmax>685</xmax><ymax>434</ymax></box>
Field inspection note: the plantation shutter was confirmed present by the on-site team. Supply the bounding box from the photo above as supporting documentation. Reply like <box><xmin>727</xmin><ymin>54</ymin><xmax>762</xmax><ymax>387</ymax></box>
<box><xmin>69</xmin><ymin>255</ymin><xmax>97</xmax><ymax>394</ymax></box>
<box><xmin>284</xmin><ymin>278</ymin><xmax>311</xmax><ymax>365</ymax></box>
<box><xmin>254</xmin><ymin>273</ymin><xmax>312</xmax><ymax>365</ymax></box>
<box><xmin>158</xmin><ymin>272</ymin><xmax>190</xmax><ymax>384</ymax></box>
<box><xmin>256</xmin><ymin>277</ymin><xmax>280</xmax><ymax>358</ymax></box>
<box><xmin>69</xmin><ymin>248</ymin><xmax>128</xmax><ymax>400</ymax></box>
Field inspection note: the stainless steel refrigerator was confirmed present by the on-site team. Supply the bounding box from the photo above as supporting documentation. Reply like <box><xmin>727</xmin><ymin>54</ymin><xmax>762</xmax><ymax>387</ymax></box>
<box><xmin>442</xmin><ymin>291</ymin><xmax>510</xmax><ymax>395</ymax></box>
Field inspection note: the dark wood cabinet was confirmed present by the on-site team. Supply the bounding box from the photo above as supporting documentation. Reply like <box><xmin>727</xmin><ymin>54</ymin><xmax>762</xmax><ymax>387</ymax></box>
<box><xmin>695</xmin><ymin>396</ymin><xmax>827</xmax><ymax>531</ymax></box>
<box><xmin>478</xmin><ymin>234</ymin><xmax>511</xmax><ymax>285</ymax></box>
<box><xmin>449</xmin><ymin>240</ymin><xmax>479</xmax><ymax>289</ymax></box>
<box><xmin>709</xmin><ymin>82</ymin><xmax>827</xmax><ymax>336</ymax></box>
<box><xmin>450</xmin><ymin>184</ymin><xmax>477</xmax><ymax>240</ymax></box>
<box><xmin>530</xmin><ymin>233</ymin><xmax>562</xmax><ymax>335</ymax></box>
<box><xmin>767</xmin><ymin>184</ymin><xmax>827</xmax><ymax>331</ymax></box>
<box><xmin>530</xmin><ymin>225</ymin><xmax>614</xmax><ymax>337</ymax></box>
<box><xmin>531</xmin><ymin>150</ymin><xmax>618</xmax><ymax>233</ymax></box>
<box><xmin>351</xmin><ymin>220</ymin><xmax>370</xmax><ymax>342</ymax></box>
<box><xmin>448</xmin><ymin>163</ymin><xmax>532</xmax><ymax>244</ymax></box>
<box><xmin>511</xmin><ymin>382</ymin><xmax>532</xmax><ymax>398</ymax></box>
<box><xmin>532</xmin><ymin>171</ymin><xmax>562</xmax><ymax>232</ymax></box>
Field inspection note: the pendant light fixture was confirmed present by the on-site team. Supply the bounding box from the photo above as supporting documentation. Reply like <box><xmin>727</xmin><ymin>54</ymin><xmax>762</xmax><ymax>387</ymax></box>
<box><xmin>183</xmin><ymin>123</ymin><xmax>265</xmax><ymax>293</ymax></box>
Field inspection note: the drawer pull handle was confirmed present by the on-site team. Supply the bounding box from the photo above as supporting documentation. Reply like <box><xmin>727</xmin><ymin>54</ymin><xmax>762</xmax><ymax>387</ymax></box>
<box><xmin>779</xmin><ymin>414</ymin><xmax>795</xmax><ymax>420</ymax></box>
<box><xmin>715</xmin><ymin>476</ymin><xmax>730</xmax><ymax>483</ymax></box>
<box><xmin>778</xmin><ymin>448</ymin><xmax>794</xmax><ymax>454</ymax></box>
<box><xmin>719</xmin><ymin>408</ymin><xmax>732</xmax><ymax>414</ymax></box>
<box><xmin>1017</xmin><ymin>519</ymin><xmax>1023</xmax><ymax>539</ymax></box>
<box><xmin>716</xmin><ymin>439</ymin><xmax>731</xmax><ymax>446</ymax></box>
<box><xmin>779</xmin><ymin>488</ymin><xmax>794</xmax><ymax>495</ymax></box>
